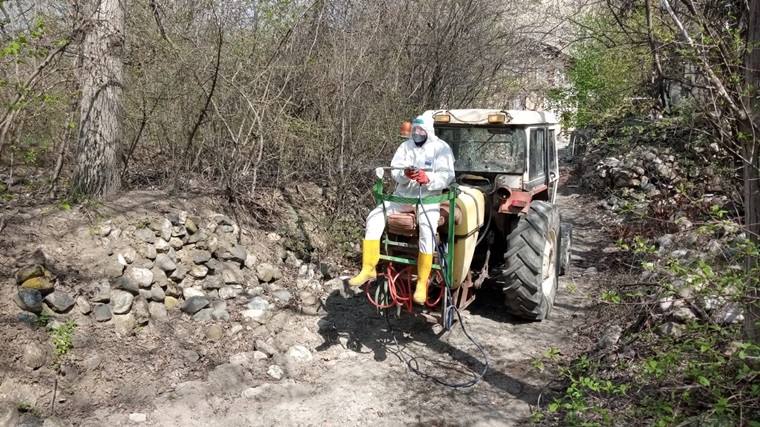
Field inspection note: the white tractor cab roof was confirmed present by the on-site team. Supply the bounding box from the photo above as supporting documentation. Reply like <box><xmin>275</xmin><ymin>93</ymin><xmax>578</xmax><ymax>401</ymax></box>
<box><xmin>426</xmin><ymin>109</ymin><xmax>559</xmax><ymax>127</ymax></box>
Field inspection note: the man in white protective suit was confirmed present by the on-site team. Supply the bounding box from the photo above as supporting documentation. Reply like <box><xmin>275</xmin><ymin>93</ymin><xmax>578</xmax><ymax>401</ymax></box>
<box><xmin>348</xmin><ymin>112</ymin><xmax>455</xmax><ymax>304</ymax></box>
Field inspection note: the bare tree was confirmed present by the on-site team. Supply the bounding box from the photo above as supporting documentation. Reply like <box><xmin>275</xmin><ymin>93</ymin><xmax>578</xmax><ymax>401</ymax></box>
<box><xmin>73</xmin><ymin>0</ymin><xmax>124</xmax><ymax>198</ymax></box>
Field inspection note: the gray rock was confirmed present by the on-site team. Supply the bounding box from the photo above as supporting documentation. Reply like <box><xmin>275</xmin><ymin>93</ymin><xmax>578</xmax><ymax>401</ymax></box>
<box><xmin>170</xmin><ymin>264</ymin><xmax>188</xmax><ymax>281</ymax></box>
<box><xmin>159</xmin><ymin>218</ymin><xmax>173</xmax><ymax>241</ymax></box>
<box><xmin>113</xmin><ymin>313</ymin><xmax>137</xmax><ymax>336</ymax></box>
<box><xmin>169</xmin><ymin>237</ymin><xmax>184</xmax><ymax>250</ymax></box>
<box><xmin>148</xmin><ymin>302</ymin><xmax>168</xmax><ymax>320</ymax></box>
<box><xmin>657</xmin><ymin>321</ymin><xmax>684</xmax><ymax>338</ymax></box>
<box><xmin>228</xmin><ymin>246</ymin><xmax>247</xmax><ymax>263</ymax></box>
<box><xmin>206</xmin><ymin>324</ymin><xmax>223</xmax><ymax>340</ymax></box>
<box><xmin>183</xmin><ymin>350</ymin><xmax>200</xmax><ymax>363</ymax></box>
<box><xmin>202</xmin><ymin>275</ymin><xmax>223</xmax><ymax>290</ymax></box>
<box><xmin>129</xmin><ymin>413</ymin><xmax>147</xmax><ymax>424</ymax></box>
<box><xmin>103</xmin><ymin>260</ymin><xmax>124</xmax><ymax>278</ymax></box>
<box><xmin>189</xmin><ymin>265</ymin><xmax>208</xmax><ymax>279</ymax></box>
<box><xmin>242</xmin><ymin>296</ymin><xmax>272</xmax><ymax>323</ymax></box>
<box><xmin>255</xmin><ymin>339</ymin><xmax>277</xmax><ymax>356</ymax></box>
<box><xmin>155</xmin><ymin>238</ymin><xmax>170</xmax><ymax>253</ymax></box>
<box><xmin>155</xmin><ymin>254</ymin><xmax>176</xmax><ymax>272</ymax></box>
<box><xmin>211</xmin><ymin>310</ymin><xmax>230</xmax><ymax>321</ymax></box>
<box><xmin>183</xmin><ymin>288</ymin><xmax>206</xmax><ymax>299</ymax></box>
<box><xmin>193</xmin><ymin>308</ymin><xmax>213</xmax><ymax>322</ymax></box>
<box><xmin>583</xmin><ymin>267</ymin><xmax>598</xmax><ymax>277</ymax></box>
<box><xmin>44</xmin><ymin>291</ymin><xmax>75</xmax><ymax>313</ymax></box>
<box><xmin>220</xmin><ymin>225</ymin><xmax>234</xmax><ymax>233</ymax></box>
<box><xmin>656</xmin><ymin>234</ymin><xmax>675</xmax><ymax>250</ymax></box>
<box><xmin>112</xmin><ymin>291</ymin><xmax>134</xmax><ymax>314</ymax></box>
<box><xmin>17</xmin><ymin>312</ymin><xmax>38</xmax><ymax>330</ymax></box>
<box><xmin>15</xmin><ymin>289</ymin><xmax>43</xmax><ymax>313</ymax></box>
<box><xmin>193</xmin><ymin>250</ymin><xmax>212</xmax><ymax>264</ymax></box>
<box><xmin>92</xmin><ymin>304</ymin><xmax>112</xmax><ymax>322</ymax></box>
<box><xmin>23</xmin><ymin>343</ymin><xmax>47</xmax><ymax>369</ymax></box>
<box><xmin>112</xmin><ymin>276</ymin><xmax>139</xmax><ymax>294</ymax></box>
<box><xmin>596</xmin><ymin>325</ymin><xmax>622</xmax><ymax>350</ymax></box>
<box><xmin>253</xmin><ymin>351</ymin><xmax>269</xmax><ymax>360</ymax></box>
<box><xmin>151</xmin><ymin>266</ymin><xmax>169</xmax><ymax>287</ymax></box>
<box><xmin>0</xmin><ymin>403</ymin><xmax>19</xmax><ymax>427</ymax></box>
<box><xmin>205</xmin><ymin>258</ymin><xmax>222</xmax><ymax>273</ymax></box>
<box><xmin>299</xmin><ymin>291</ymin><xmax>319</xmax><ymax>307</ymax></box>
<box><xmin>126</xmin><ymin>268</ymin><xmax>153</xmax><ymax>288</ymax></box>
<box><xmin>213</xmin><ymin>215</ymin><xmax>234</xmax><ymax>226</ymax></box>
<box><xmin>222</xmin><ymin>265</ymin><xmax>244</xmax><ymax>285</ymax></box>
<box><xmin>132</xmin><ymin>256</ymin><xmax>154</xmax><ymax>270</ymax></box>
<box><xmin>172</xmin><ymin>226</ymin><xmax>187</xmax><ymax>238</ymax></box>
<box><xmin>122</xmin><ymin>248</ymin><xmax>137</xmax><ymax>264</ymax></box>
<box><xmin>180</xmin><ymin>296</ymin><xmax>210</xmax><ymax>314</ymax></box>
<box><xmin>219</xmin><ymin>285</ymin><xmax>243</xmax><ymax>300</ymax></box>
<box><xmin>91</xmin><ymin>282</ymin><xmax>111</xmax><ymax>302</ymax></box>
<box><xmin>245</xmin><ymin>254</ymin><xmax>258</xmax><ymax>269</ymax></box>
<box><xmin>139</xmin><ymin>289</ymin><xmax>153</xmax><ymax>300</ymax></box>
<box><xmin>132</xmin><ymin>298</ymin><xmax>150</xmax><ymax>325</ymax></box>
<box><xmin>287</xmin><ymin>345</ymin><xmax>313</xmax><ymax>362</ymax></box>
<box><xmin>75</xmin><ymin>296</ymin><xmax>91</xmax><ymax>315</ymax></box>
<box><xmin>272</xmin><ymin>289</ymin><xmax>292</xmax><ymax>306</ymax></box>
<box><xmin>109</xmin><ymin>228</ymin><xmax>122</xmax><ymax>239</ymax></box>
<box><xmin>135</xmin><ymin>228</ymin><xmax>156</xmax><ymax>243</ymax></box>
<box><xmin>670</xmin><ymin>249</ymin><xmax>689</xmax><ymax>259</ymax></box>
<box><xmin>150</xmin><ymin>285</ymin><xmax>166</xmax><ymax>302</ymax></box>
<box><xmin>672</xmin><ymin>307</ymin><xmax>698</xmax><ymax>323</ymax></box>
<box><xmin>139</xmin><ymin>244</ymin><xmax>158</xmax><ymax>260</ymax></box>
<box><xmin>187</xmin><ymin>231</ymin><xmax>207</xmax><ymax>245</ymax></box>
<box><xmin>714</xmin><ymin>302</ymin><xmax>743</xmax><ymax>325</ymax></box>
<box><xmin>212</xmin><ymin>300</ymin><xmax>227</xmax><ymax>311</ymax></box>
<box><xmin>256</xmin><ymin>263</ymin><xmax>279</xmax><ymax>282</ymax></box>
<box><xmin>166</xmin><ymin>213</ymin><xmax>180</xmax><ymax>226</ymax></box>
<box><xmin>267</xmin><ymin>365</ymin><xmax>284</xmax><ymax>380</ymax></box>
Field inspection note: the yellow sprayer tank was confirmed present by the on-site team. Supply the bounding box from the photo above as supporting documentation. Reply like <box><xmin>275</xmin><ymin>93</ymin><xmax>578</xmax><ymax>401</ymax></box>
<box><xmin>452</xmin><ymin>186</ymin><xmax>485</xmax><ymax>288</ymax></box>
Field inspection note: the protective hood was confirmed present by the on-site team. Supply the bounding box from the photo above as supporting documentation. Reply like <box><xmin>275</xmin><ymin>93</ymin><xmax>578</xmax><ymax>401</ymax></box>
<box><xmin>412</xmin><ymin>112</ymin><xmax>436</xmax><ymax>138</ymax></box>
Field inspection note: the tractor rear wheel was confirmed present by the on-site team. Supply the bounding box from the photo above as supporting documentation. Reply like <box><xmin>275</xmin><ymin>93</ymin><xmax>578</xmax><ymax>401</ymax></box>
<box><xmin>503</xmin><ymin>201</ymin><xmax>560</xmax><ymax>320</ymax></box>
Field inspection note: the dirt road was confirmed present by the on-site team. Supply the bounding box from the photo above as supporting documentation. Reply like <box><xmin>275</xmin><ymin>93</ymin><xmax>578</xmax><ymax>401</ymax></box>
<box><xmin>0</xmin><ymin>150</ymin><xmax>614</xmax><ymax>427</ymax></box>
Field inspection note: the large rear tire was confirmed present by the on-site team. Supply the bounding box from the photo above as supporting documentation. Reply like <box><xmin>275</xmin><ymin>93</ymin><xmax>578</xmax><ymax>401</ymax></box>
<box><xmin>503</xmin><ymin>201</ymin><xmax>560</xmax><ymax>320</ymax></box>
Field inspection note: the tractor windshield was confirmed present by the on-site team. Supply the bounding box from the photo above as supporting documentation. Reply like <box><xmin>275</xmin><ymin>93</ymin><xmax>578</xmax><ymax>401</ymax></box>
<box><xmin>436</xmin><ymin>126</ymin><xmax>526</xmax><ymax>174</ymax></box>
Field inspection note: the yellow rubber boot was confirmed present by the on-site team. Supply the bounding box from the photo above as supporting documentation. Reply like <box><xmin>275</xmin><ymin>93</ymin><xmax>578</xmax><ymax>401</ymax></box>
<box><xmin>413</xmin><ymin>252</ymin><xmax>433</xmax><ymax>304</ymax></box>
<box><xmin>348</xmin><ymin>239</ymin><xmax>380</xmax><ymax>286</ymax></box>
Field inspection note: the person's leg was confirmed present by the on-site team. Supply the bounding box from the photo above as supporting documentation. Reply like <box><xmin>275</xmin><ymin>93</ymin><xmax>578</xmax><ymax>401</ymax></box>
<box><xmin>348</xmin><ymin>202</ymin><xmax>403</xmax><ymax>286</ymax></box>
<box><xmin>413</xmin><ymin>204</ymin><xmax>441</xmax><ymax>303</ymax></box>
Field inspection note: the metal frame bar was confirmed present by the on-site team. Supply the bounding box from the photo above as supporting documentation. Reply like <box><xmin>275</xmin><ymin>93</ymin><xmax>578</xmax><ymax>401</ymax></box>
<box><xmin>372</xmin><ymin>178</ymin><xmax>456</xmax><ymax>289</ymax></box>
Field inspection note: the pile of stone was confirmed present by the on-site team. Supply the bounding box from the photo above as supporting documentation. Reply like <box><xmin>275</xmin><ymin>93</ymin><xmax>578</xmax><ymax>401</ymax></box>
<box><xmin>13</xmin><ymin>264</ymin><xmax>73</xmax><ymax>315</ymax></box>
<box><xmin>13</xmin><ymin>211</ymin><xmax>328</xmax><ymax>330</ymax></box>
<box><xmin>581</xmin><ymin>144</ymin><xmax>727</xmax><ymax>204</ymax></box>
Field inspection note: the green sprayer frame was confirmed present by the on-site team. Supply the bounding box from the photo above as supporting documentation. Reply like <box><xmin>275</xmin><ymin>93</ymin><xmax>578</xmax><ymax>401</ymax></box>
<box><xmin>372</xmin><ymin>178</ymin><xmax>457</xmax><ymax>290</ymax></box>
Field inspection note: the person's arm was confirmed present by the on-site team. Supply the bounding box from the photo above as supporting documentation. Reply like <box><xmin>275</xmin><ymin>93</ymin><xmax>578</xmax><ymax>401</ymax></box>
<box><xmin>425</xmin><ymin>143</ymin><xmax>455</xmax><ymax>191</ymax></box>
<box><xmin>390</xmin><ymin>142</ymin><xmax>412</xmax><ymax>184</ymax></box>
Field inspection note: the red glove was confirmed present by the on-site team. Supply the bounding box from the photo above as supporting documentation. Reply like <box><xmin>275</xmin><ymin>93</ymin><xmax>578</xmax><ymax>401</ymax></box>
<box><xmin>404</xmin><ymin>168</ymin><xmax>420</xmax><ymax>180</ymax></box>
<box><xmin>415</xmin><ymin>170</ymin><xmax>430</xmax><ymax>184</ymax></box>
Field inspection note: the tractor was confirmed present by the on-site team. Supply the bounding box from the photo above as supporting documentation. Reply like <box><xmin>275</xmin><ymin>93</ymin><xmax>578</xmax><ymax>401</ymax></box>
<box><xmin>367</xmin><ymin>109</ymin><xmax>571</xmax><ymax>323</ymax></box>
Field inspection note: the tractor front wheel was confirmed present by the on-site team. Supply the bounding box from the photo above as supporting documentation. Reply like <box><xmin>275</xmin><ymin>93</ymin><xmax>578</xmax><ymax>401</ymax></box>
<box><xmin>503</xmin><ymin>201</ymin><xmax>560</xmax><ymax>320</ymax></box>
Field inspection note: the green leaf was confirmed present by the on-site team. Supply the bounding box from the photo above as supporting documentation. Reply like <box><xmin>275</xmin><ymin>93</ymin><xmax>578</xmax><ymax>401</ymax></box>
<box><xmin>697</xmin><ymin>376</ymin><xmax>710</xmax><ymax>387</ymax></box>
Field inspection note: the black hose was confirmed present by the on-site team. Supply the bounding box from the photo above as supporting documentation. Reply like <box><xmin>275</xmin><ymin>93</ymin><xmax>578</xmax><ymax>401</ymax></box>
<box><xmin>384</xmin><ymin>183</ymin><xmax>488</xmax><ymax>388</ymax></box>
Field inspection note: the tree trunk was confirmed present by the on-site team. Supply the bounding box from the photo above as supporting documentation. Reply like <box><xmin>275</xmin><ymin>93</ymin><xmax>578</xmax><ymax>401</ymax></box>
<box><xmin>73</xmin><ymin>0</ymin><xmax>124</xmax><ymax>198</ymax></box>
<box><xmin>742</xmin><ymin>0</ymin><xmax>760</xmax><ymax>343</ymax></box>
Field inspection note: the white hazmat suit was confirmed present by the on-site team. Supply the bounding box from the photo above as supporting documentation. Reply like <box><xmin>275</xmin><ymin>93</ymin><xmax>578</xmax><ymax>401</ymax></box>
<box><xmin>348</xmin><ymin>112</ymin><xmax>455</xmax><ymax>303</ymax></box>
<box><xmin>364</xmin><ymin>113</ymin><xmax>455</xmax><ymax>254</ymax></box>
